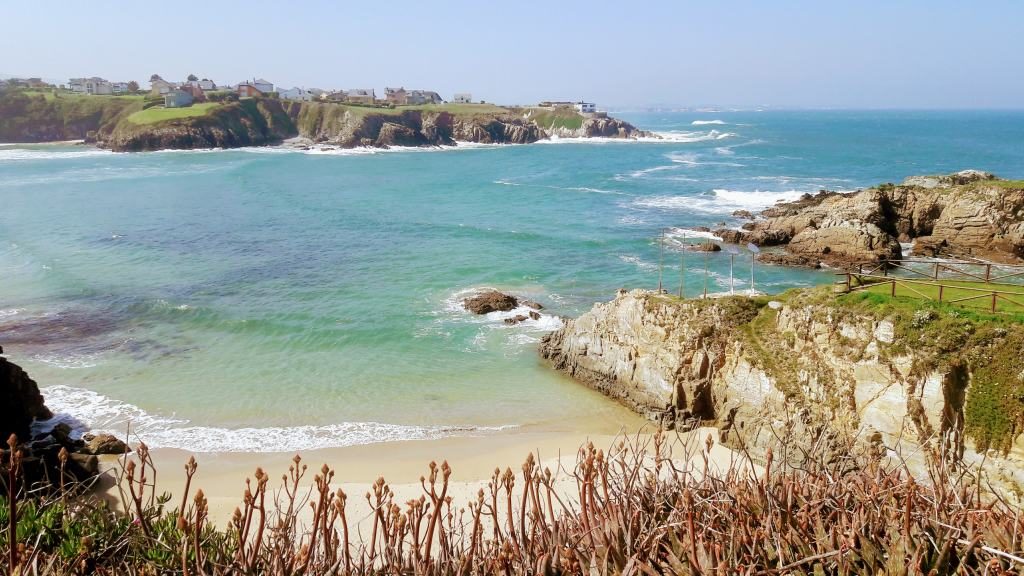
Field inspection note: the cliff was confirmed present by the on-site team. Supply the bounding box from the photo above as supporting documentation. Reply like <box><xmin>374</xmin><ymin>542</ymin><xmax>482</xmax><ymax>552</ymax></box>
<box><xmin>103</xmin><ymin>98</ymin><xmax>297</xmax><ymax>152</ymax></box>
<box><xmin>1</xmin><ymin>91</ymin><xmax>652</xmax><ymax>151</ymax></box>
<box><xmin>0</xmin><ymin>91</ymin><xmax>141</xmax><ymax>142</ymax></box>
<box><xmin>540</xmin><ymin>288</ymin><xmax>1024</xmax><ymax>494</ymax></box>
<box><xmin>717</xmin><ymin>170</ymin><xmax>1024</xmax><ymax>267</ymax></box>
<box><xmin>287</xmin><ymin>102</ymin><xmax>543</xmax><ymax>146</ymax></box>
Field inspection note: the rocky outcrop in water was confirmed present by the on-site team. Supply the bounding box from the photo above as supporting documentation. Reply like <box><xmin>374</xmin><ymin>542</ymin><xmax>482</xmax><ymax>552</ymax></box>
<box><xmin>463</xmin><ymin>290</ymin><xmax>521</xmax><ymax>314</ymax></box>
<box><xmin>713</xmin><ymin>171</ymin><xmax>1024</xmax><ymax>267</ymax></box>
<box><xmin>540</xmin><ymin>288</ymin><xmax>1024</xmax><ymax>496</ymax></box>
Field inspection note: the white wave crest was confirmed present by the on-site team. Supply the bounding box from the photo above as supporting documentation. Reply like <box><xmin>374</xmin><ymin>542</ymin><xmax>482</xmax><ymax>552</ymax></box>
<box><xmin>652</xmin><ymin>130</ymin><xmax>736</xmax><ymax>143</ymax></box>
<box><xmin>0</xmin><ymin>147</ymin><xmax>114</xmax><ymax>162</ymax></box>
<box><xmin>633</xmin><ymin>188</ymin><xmax>805</xmax><ymax>215</ymax></box>
<box><xmin>492</xmin><ymin>179</ymin><xmax>623</xmax><ymax>195</ymax></box>
<box><xmin>691</xmin><ymin>120</ymin><xmax>726</xmax><ymax>125</ymax></box>
<box><xmin>665</xmin><ymin>228</ymin><xmax>723</xmax><ymax>242</ymax></box>
<box><xmin>36</xmin><ymin>385</ymin><xmax>512</xmax><ymax>453</ymax></box>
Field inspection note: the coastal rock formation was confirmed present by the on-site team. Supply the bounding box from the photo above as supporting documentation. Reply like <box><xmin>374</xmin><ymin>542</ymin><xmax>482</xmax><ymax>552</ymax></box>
<box><xmin>1</xmin><ymin>346</ymin><xmax>52</xmax><ymax>441</ymax></box>
<box><xmin>713</xmin><ymin>171</ymin><xmax>1024</xmax><ymax>267</ymax></box>
<box><xmin>0</xmin><ymin>91</ymin><xmax>140</xmax><ymax>142</ymax></box>
<box><xmin>104</xmin><ymin>99</ymin><xmax>296</xmax><ymax>152</ymax></box>
<box><xmin>540</xmin><ymin>289</ymin><xmax>1024</xmax><ymax>495</ymax></box>
<box><xmin>463</xmin><ymin>290</ymin><xmax>520</xmax><ymax>314</ymax></box>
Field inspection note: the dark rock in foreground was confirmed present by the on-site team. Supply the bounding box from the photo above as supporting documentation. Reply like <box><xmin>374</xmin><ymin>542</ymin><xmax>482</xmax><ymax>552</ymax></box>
<box><xmin>1</xmin><ymin>345</ymin><xmax>52</xmax><ymax>441</ymax></box>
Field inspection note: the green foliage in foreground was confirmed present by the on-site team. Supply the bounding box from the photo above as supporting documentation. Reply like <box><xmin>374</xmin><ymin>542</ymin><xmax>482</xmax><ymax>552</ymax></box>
<box><xmin>2</xmin><ymin>434</ymin><xmax>1023</xmax><ymax>574</ymax></box>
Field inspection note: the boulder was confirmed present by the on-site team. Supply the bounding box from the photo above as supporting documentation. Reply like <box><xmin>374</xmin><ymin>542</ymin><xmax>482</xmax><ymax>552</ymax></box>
<box><xmin>504</xmin><ymin>315</ymin><xmax>529</xmax><ymax>325</ymax></box>
<box><xmin>787</xmin><ymin>220</ymin><xmax>902</xmax><ymax>265</ymax></box>
<box><xmin>521</xmin><ymin>300</ymin><xmax>544</xmax><ymax>310</ymax></box>
<box><xmin>732</xmin><ymin>210</ymin><xmax>755</xmax><ymax>220</ymax></box>
<box><xmin>688</xmin><ymin>241</ymin><xmax>722</xmax><ymax>252</ymax></box>
<box><xmin>81</xmin><ymin>433</ymin><xmax>130</xmax><ymax>455</ymax></box>
<box><xmin>463</xmin><ymin>291</ymin><xmax>519</xmax><ymax>314</ymax></box>
<box><xmin>1</xmin><ymin>348</ymin><xmax>52</xmax><ymax>442</ymax></box>
<box><xmin>529</xmin><ymin>311</ymin><xmax>542</xmax><ymax>320</ymax></box>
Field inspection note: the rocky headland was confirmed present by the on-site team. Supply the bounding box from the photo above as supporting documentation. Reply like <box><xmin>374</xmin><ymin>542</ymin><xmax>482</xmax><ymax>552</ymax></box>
<box><xmin>540</xmin><ymin>287</ymin><xmax>1024</xmax><ymax>495</ymax></box>
<box><xmin>714</xmin><ymin>170</ymin><xmax>1024</xmax><ymax>267</ymax></box>
<box><xmin>0</xmin><ymin>91</ymin><xmax>653</xmax><ymax>152</ymax></box>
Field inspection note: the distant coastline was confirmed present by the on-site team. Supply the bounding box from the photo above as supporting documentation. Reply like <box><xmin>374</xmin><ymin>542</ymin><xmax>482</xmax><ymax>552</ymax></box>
<box><xmin>0</xmin><ymin>90</ymin><xmax>654</xmax><ymax>152</ymax></box>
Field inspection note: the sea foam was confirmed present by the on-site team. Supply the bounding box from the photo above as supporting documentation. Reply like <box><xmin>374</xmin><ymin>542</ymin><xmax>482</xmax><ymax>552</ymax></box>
<box><xmin>37</xmin><ymin>385</ymin><xmax>512</xmax><ymax>453</ymax></box>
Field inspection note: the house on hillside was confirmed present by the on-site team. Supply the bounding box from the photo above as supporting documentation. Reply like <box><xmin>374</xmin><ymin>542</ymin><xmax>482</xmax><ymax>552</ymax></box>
<box><xmin>70</xmin><ymin>77</ymin><xmax>114</xmax><ymax>95</ymax></box>
<box><xmin>574</xmin><ymin>101</ymin><xmax>596</xmax><ymax>113</ymax></box>
<box><xmin>253</xmin><ymin>78</ymin><xmax>274</xmax><ymax>93</ymax></box>
<box><xmin>324</xmin><ymin>90</ymin><xmax>347</xmax><ymax>102</ymax></box>
<box><xmin>384</xmin><ymin>87</ymin><xmax>407</xmax><ymax>105</ymax></box>
<box><xmin>346</xmin><ymin>88</ymin><xmax>375</xmax><ymax>104</ymax></box>
<box><xmin>453</xmin><ymin>93</ymin><xmax>472</xmax><ymax>104</ymax></box>
<box><xmin>308</xmin><ymin>88</ymin><xmax>326</xmax><ymax>99</ymax></box>
<box><xmin>280</xmin><ymin>87</ymin><xmax>313</xmax><ymax>101</ymax></box>
<box><xmin>150</xmin><ymin>78</ymin><xmax>177</xmax><ymax>95</ymax></box>
<box><xmin>111</xmin><ymin>82</ymin><xmax>131</xmax><ymax>94</ymax></box>
<box><xmin>164</xmin><ymin>89</ymin><xmax>194</xmax><ymax>108</ymax></box>
<box><xmin>406</xmin><ymin>90</ymin><xmax>443</xmax><ymax>105</ymax></box>
<box><xmin>236</xmin><ymin>82</ymin><xmax>264</xmax><ymax>98</ymax></box>
<box><xmin>185</xmin><ymin>79</ymin><xmax>217</xmax><ymax>92</ymax></box>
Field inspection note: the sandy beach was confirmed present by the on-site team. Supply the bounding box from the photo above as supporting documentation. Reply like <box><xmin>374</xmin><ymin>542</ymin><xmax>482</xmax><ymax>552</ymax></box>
<box><xmin>97</xmin><ymin>423</ymin><xmax>747</xmax><ymax>530</ymax></box>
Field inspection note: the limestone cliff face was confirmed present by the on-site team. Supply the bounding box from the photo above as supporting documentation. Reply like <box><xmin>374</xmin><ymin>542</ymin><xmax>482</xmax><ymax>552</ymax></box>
<box><xmin>540</xmin><ymin>289</ymin><xmax>1024</xmax><ymax>494</ymax></box>
<box><xmin>543</xmin><ymin>117</ymin><xmax>654</xmax><ymax>140</ymax></box>
<box><xmin>716</xmin><ymin>171</ymin><xmax>1024</xmax><ymax>266</ymax></box>
<box><xmin>291</xmin><ymin>103</ymin><xmax>544</xmax><ymax>147</ymax></box>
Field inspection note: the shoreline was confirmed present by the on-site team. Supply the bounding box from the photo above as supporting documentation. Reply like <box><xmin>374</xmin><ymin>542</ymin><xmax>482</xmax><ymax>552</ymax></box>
<box><xmin>100</xmin><ymin>425</ymin><xmax>742</xmax><ymax>525</ymax></box>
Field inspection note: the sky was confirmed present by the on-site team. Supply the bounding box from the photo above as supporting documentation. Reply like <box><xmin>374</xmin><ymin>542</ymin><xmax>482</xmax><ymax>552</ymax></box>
<box><xmin>3</xmin><ymin>0</ymin><xmax>1022</xmax><ymax>109</ymax></box>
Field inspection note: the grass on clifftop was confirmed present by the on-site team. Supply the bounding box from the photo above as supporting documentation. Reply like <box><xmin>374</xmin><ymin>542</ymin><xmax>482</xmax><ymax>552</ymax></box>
<box><xmin>524</xmin><ymin>106</ymin><xmax>585</xmax><ymax>130</ymax></box>
<box><xmin>125</xmin><ymin>102</ymin><xmax>222</xmax><ymax>125</ymax></box>
<box><xmin>858</xmin><ymin>278</ymin><xmax>1024</xmax><ymax>314</ymax></box>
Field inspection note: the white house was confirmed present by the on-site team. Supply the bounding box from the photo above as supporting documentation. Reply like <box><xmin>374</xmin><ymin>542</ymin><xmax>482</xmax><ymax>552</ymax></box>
<box><xmin>69</xmin><ymin>77</ymin><xmax>114</xmax><ymax>95</ymax></box>
<box><xmin>574</xmin><ymin>101</ymin><xmax>596</xmax><ymax>114</ymax></box>
<box><xmin>279</xmin><ymin>87</ymin><xmax>313</xmax><ymax>102</ymax></box>
<box><xmin>111</xmin><ymin>82</ymin><xmax>130</xmax><ymax>94</ymax></box>
<box><xmin>187</xmin><ymin>79</ymin><xmax>217</xmax><ymax>91</ymax></box>
<box><xmin>453</xmin><ymin>93</ymin><xmax>472</xmax><ymax>104</ymax></box>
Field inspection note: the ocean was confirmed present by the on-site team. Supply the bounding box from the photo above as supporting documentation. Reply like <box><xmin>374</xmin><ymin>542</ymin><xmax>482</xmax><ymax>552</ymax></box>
<box><xmin>2</xmin><ymin>109</ymin><xmax>1022</xmax><ymax>452</ymax></box>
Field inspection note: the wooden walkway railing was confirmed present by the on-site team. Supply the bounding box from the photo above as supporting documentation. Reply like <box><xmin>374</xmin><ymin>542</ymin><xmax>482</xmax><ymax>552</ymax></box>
<box><xmin>852</xmin><ymin>258</ymin><xmax>1024</xmax><ymax>285</ymax></box>
<box><xmin>837</xmin><ymin>273</ymin><xmax>1024</xmax><ymax>313</ymax></box>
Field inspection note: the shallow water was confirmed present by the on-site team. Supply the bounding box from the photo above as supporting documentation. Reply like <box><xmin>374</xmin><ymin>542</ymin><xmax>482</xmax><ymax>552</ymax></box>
<box><xmin>2</xmin><ymin>110</ymin><xmax>1022</xmax><ymax>451</ymax></box>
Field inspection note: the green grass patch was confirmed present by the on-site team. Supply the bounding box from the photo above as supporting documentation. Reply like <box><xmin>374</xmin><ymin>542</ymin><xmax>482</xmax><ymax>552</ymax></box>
<box><xmin>126</xmin><ymin>103</ymin><xmax>221</xmax><ymax>125</ymax></box>
<box><xmin>522</xmin><ymin>107</ymin><xmax>585</xmax><ymax>130</ymax></box>
<box><xmin>858</xmin><ymin>278</ymin><xmax>1024</xmax><ymax>315</ymax></box>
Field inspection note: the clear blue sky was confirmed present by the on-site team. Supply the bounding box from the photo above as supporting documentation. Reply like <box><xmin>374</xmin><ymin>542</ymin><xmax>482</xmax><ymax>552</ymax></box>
<box><xmin>4</xmin><ymin>0</ymin><xmax>1022</xmax><ymax>108</ymax></box>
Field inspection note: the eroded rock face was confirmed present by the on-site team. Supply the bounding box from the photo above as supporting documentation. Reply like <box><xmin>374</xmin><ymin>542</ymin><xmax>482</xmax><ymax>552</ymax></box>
<box><xmin>540</xmin><ymin>289</ymin><xmax>1024</xmax><ymax>496</ymax></box>
<box><xmin>1</xmin><ymin>348</ymin><xmax>52</xmax><ymax>442</ymax></box>
<box><xmin>712</xmin><ymin>172</ymin><xmax>1024</xmax><ymax>266</ymax></box>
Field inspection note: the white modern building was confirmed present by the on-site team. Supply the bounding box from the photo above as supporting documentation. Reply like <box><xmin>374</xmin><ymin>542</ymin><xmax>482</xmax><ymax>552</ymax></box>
<box><xmin>69</xmin><ymin>77</ymin><xmax>114</xmax><ymax>95</ymax></box>
<box><xmin>574</xmin><ymin>101</ymin><xmax>596</xmax><ymax>113</ymax></box>
<box><xmin>453</xmin><ymin>93</ymin><xmax>473</xmax><ymax>104</ymax></box>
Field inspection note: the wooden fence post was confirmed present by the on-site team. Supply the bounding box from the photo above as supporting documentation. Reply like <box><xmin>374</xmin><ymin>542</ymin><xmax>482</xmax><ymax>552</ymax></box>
<box><xmin>992</xmin><ymin>292</ymin><xmax>997</xmax><ymax>312</ymax></box>
<box><xmin>938</xmin><ymin>285</ymin><xmax>944</xmax><ymax>302</ymax></box>
<box><xmin>986</xmin><ymin>264</ymin><xmax>992</xmax><ymax>283</ymax></box>
<box><xmin>891</xmin><ymin>280</ymin><xmax>896</xmax><ymax>296</ymax></box>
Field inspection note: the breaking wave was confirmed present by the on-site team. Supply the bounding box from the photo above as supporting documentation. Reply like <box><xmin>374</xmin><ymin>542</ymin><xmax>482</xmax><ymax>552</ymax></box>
<box><xmin>37</xmin><ymin>385</ymin><xmax>513</xmax><ymax>453</ymax></box>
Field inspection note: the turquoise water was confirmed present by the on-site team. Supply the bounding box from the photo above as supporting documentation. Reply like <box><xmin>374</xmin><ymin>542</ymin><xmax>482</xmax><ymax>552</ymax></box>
<box><xmin>2</xmin><ymin>110</ymin><xmax>1022</xmax><ymax>451</ymax></box>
